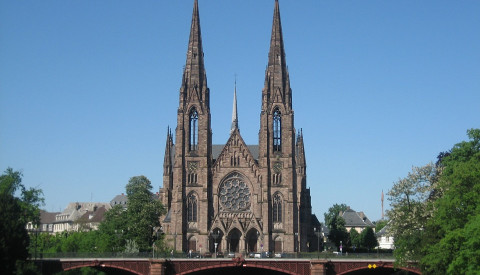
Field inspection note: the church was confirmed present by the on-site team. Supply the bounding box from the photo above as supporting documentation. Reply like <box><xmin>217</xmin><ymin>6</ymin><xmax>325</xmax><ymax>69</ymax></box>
<box><xmin>159</xmin><ymin>0</ymin><xmax>319</xmax><ymax>254</ymax></box>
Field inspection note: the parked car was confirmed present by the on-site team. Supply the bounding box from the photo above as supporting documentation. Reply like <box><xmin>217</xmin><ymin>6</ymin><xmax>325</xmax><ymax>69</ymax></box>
<box><xmin>203</xmin><ymin>251</ymin><xmax>212</xmax><ymax>258</ymax></box>
<box><xmin>248</xmin><ymin>252</ymin><xmax>255</xmax><ymax>258</ymax></box>
<box><xmin>216</xmin><ymin>251</ymin><xmax>224</xmax><ymax>258</ymax></box>
<box><xmin>188</xmin><ymin>251</ymin><xmax>200</xmax><ymax>258</ymax></box>
<box><xmin>227</xmin><ymin>252</ymin><xmax>235</xmax><ymax>258</ymax></box>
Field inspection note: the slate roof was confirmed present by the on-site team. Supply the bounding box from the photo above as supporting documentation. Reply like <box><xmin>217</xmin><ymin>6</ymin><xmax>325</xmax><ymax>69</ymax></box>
<box><xmin>376</xmin><ymin>224</ymin><xmax>391</xmax><ymax>237</ymax></box>
<box><xmin>40</xmin><ymin>210</ymin><xmax>60</xmax><ymax>224</ymax></box>
<box><xmin>79</xmin><ymin>205</ymin><xmax>108</xmax><ymax>223</ymax></box>
<box><xmin>341</xmin><ymin>208</ymin><xmax>374</xmax><ymax>228</ymax></box>
<box><xmin>110</xmin><ymin>194</ymin><xmax>128</xmax><ymax>208</ymax></box>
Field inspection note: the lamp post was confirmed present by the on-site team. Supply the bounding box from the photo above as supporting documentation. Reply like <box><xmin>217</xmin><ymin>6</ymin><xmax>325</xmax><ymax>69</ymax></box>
<box><xmin>294</xmin><ymin>232</ymin><xmax>299</xmax><ymax>255</ymax></box>
<box><xmin>314</xmin><ymin>227</ymin><xmax>321</xmax><ymax>258</ymax></box>
<box><xmin>211</xmin><ymin>229</ymin><xmax>220</xmax><ymax>258</ymax></box>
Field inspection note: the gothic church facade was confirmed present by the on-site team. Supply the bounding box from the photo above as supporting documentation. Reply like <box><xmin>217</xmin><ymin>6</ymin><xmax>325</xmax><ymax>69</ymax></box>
<box><xmin>159</xmin><ymin>0</ymin><xmax>318</xmax><ymax>254</ymax></box>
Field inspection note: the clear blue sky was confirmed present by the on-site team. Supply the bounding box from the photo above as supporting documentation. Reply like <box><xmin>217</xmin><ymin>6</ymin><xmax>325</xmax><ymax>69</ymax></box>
<box><xmin>1</xmin><ymin>1</ymin><xmax>479</xmax><ymax>222</ymax></box>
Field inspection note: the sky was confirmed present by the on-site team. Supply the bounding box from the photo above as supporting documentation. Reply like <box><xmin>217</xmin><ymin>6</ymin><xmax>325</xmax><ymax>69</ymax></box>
<box><xmin>1</xmin><ymin>0</ymin><xmax>479</xmax><ymax>222</ymax></box>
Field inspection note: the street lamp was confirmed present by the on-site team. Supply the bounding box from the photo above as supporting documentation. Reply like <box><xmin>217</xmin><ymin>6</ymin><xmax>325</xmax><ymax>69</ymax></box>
<box><xmin>294</xmin><ymin>232</ymin><xmax>299</xmax><ymax>254</ymax></box>
<box><xmin>314</xmin><ymin>227</ymin><xmax>321</xmax><ymax>258</ymax></box>
<box><xmin>211</xmin><ymin>229</ymin><xmax>220</xmax><ymax>258</ymax></box>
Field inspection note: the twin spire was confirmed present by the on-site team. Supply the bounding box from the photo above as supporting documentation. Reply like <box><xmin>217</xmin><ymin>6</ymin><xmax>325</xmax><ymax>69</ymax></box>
<box><xmin>181</xmin><ymin>0</ymin><xmax>289</xmax><ymax>134</ymax></box>
<box><xmin>181</xmin><ymin>0</ymin><xmax>208</xmax><ymax>107</ymax></box>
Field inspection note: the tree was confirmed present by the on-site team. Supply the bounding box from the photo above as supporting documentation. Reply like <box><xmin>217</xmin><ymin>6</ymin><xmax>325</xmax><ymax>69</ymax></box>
<box><xmin>374</xmin><ymin>219</ymin><xmax>388</xmax><ymax>232</ymax></box>
<box><xmin>388</xmin><ymin>129</ymin><xmax>480</xmax><ymax>274</ymax></box>
<box><xmin>349</xmin><ymin>229</ymin><xmax>361</xmax><ymax>250</ymax></box>
<box><xmin>324</xmin><ymin>203</ymin><xmax>349</xmax><ymax>249</ymax></box>
<box><xmin>386</xmin><ymin>163</ymin><xmax>438</xmax><ymax>266</ymax></box>
<box><xmin>98</xmin><ymin>175</ymin><xmax>165</xmax><ymax>252</ymax></box>
<box><xmin>420</xmin><ymin>129</ymin><xmax>480</xmax><ymax>274</ymax></box>
<box><xmin>0</xmin><ymin>168</ymin><xmax>44</xmax><ymax>274</ymax></box>
<box><xmin>360</xmin><ymin>227</ymin><xmax>378</xmax><ymax>251</ymax></box>
<box><xmin>124</xmin><ymin>176</ymin><xmax>165</xmax><ymax>251</ymax></box>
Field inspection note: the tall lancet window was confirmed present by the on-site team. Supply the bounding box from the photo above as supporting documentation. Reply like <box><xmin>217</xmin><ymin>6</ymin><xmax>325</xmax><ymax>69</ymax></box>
<box><xmin>189</xmin><ymin>108</ymin><xmax>199</xmax><ymax>151</ymax></box>
<box><xmin>273</xmin><ymin>193</ymin><xmax>282</xmax><ymax>223</ymax></box>
<box><xmin>273</xmin><ymin>108</ymin><xmax>282</xmax><ymax>152</ymax></box>
<box><xmin>187</xmin><ymin>193</ymin><xmax>198</xmax><ymax>222</ymax></box>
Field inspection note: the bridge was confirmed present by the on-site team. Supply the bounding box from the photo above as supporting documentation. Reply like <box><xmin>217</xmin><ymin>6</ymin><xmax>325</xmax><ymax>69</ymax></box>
<box><xmin>35</xmin><ymin>257</ymin><xmax>421</xmax><ymax>275</ymax></box>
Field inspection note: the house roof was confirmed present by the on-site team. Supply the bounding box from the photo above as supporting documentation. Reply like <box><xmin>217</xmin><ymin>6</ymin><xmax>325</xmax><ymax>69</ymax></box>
<box><xmin>341</xmin><ymin>208</ymin><xmax>374</xmax><ymax>228</ymax></box>
<box><xmin>376</xmin><ymin>223</ymin><xmax>391</xmax><ymax>237</ymax></box>
<box><xmin>110</xmin><ymin>193</ymin><xmax>128</xmax><ymax>207</ymax></box>
<box><xmin>78</xmin><ymin>205</ymin><xmax>108</xmax><ymax>223</ymax></box>
<box><xmin>40</xmin><ymin>210</ymin><xmax>60</xmax><ymax>224</ymax></box>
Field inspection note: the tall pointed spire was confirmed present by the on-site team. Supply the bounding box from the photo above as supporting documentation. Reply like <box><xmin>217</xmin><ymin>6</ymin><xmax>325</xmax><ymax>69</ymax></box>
<box><xmin>180</xmin><ymin>0</ymin><xmax>208</xmax><ymax>108</ymax></box>
<box><xmin>263</xmin><ymin>0</ymin><xmax>292</xmax><ymax>111</ymax></box>
<box><xmin>163</xmin><ymin>127</ymin><xmax>174</xmax><ymax>178</ymax></box>
<box><xmin>231</xmin><ymin>79</ymin><xmax>239</xmax><ymax>134</ymax></box>
<box><xmin>268</xmin><ymin>0</ymin><xmax>286</xmax><ymax>71</ymax></box>
<box><xmin>296</xmin><ymin>129</ymin><xmax>306</xmax><ymax>170</ymax></box>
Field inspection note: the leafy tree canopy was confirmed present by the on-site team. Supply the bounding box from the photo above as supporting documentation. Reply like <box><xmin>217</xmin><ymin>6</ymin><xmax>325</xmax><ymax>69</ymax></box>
<box><xmin>388</xmin><ymin>129</ymin><xmax>480</xmax><ymax>274</ymax></box>
<box><xmin>324</xmin><ymin>203</ymin><xmax>348</xmax><ymax>248</ymax></box>
<box><xmin>0</xmin><ymin>168</ymin><xmax>44</xmax><ymax>274</ymax></box>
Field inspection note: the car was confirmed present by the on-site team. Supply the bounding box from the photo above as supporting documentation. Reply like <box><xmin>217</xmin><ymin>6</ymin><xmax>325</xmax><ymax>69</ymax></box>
<box><xmin>248</xmin><ymin>252</ymin><xmax>255</xmax><ymax>258</ymax></box>
<box><xmin>188</xmin><ymin>251</ymin><xmax>200</xmax><ymax>258</ymax></box>
<box><xmin>216</xmin><ymin>251</ymin><xmax>224</xmax><ymax>258</ymax></box>
<box><xmin>227</xmin><ymin>252</ymin><xmax>235</xmax><ymax>258</ymax></box>
<box><xmin>203</xmin><ymin>251</ymin><xmax>212</xmax><ymax>258</ymax></box>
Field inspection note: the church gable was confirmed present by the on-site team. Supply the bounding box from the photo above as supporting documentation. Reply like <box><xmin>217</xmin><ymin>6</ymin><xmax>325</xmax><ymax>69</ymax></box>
<box><xmin>212</xmin><ymin>129</ymin><xmax>260</xmax><ymax>181</ymax></box>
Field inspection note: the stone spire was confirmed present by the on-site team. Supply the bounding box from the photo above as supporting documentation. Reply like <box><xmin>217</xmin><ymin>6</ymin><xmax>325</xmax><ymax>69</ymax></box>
<box><xmin>231</xmin><ymin>80</ymin><xmax>239</xmax><ymax>134</ymax></box>
<box><xmin>163</xmin><ymin>127</ymin><xmax>173</xmax><ymax>177</ymax></box>
<box><xmin>263</xmin><ymin>0</ymin><xmax>292</xmax><ymax>111</ymax></box>
<box><xmin>180</xmin><ymin>0</ymin><xmax>209</xmax><ymax>109</ymax></box>
<box><xmin>296</xmin><ymin>129</ymin><xmax>306</xmax><ymax>172</ymax></box>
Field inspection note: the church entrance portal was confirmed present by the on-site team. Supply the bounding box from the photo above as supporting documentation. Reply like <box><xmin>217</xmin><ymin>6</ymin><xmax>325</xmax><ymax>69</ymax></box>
<box><xmin>228</xmin><ymin>228</ymin><xmax>242</xmax><ymax>253</ymax></box>
<box><xmin>209</xmin><ymin>229</ymin><xmax>224</xmax><ymax>253</ymax></box>
<box><xmin>246</xmin><ymin>229</ymin><xmax>260</xmax><ymax>252</ymax></box>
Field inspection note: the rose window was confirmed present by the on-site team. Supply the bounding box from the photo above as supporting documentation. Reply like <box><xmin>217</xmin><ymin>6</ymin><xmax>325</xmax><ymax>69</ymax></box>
<box><xmin>219</xmin><ymin>173</ymin><xmax>251</xmax><ymax>211</ymax></box>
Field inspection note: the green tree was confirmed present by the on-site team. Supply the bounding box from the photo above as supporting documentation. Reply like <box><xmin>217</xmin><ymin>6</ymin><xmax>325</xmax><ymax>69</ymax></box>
<box><xmin>0</xmin><ymin>168</ymin><xmax>44</xmax><ymax>274</ymax></box>
<box><xmin>360</xmin><ymin>227</ymin><xmax>378</xmax><ymax>251</ymax></box>
<box><xmin>388</xmin><ymin>129</ymin><xmax>480</xmax><ymax>274</ymax></box>
<box><xmin>324</xmin><ymin>204</ymin><xmax>348</xmax><ymax>249</ymax></box>
<box><xmin>420</xmin><ymin>129</ymin><xmax>480</xmax><ymax>274</ymax></box>
<box><xmin>349</xmin><ymin>229</ymin><xmax>361</xmax><ymax>250</ymax></box>
<box><xmin>374</xmin><ymin>219</ymin><xmax>388</xmax><ymax>232</ymax></box>
<box><xmin>97</xmin><ymin>205</ymin><xmax>128</xmax><ymax>252</ymax></box>
<box><xmin>98</xmin><ymin>175</ymin><xmax>165</xmax><ymax>252</ymax></box>
<box><xmin>386</xmin><ymin>163</ymin><xmax>438</xmax><ymax>266</ymax></box>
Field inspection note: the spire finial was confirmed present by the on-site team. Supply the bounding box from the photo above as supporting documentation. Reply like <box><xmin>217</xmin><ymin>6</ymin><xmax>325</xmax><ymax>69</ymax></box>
<box><xmin>183</xmin><ymin>0</ymin><xmax>207</xmax><ymax>92</ymax></box>
<box><xmin>230</xmin><ymin>75</ymin><xmax>239</xmax><ymax>134</ymax></box>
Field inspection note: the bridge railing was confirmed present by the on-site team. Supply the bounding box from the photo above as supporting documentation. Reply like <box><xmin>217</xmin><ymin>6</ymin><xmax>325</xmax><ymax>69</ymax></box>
<box><xmin>35</xmin><ymin>251</ymin><xmax>393</xmax><ymax>260</ymax></box>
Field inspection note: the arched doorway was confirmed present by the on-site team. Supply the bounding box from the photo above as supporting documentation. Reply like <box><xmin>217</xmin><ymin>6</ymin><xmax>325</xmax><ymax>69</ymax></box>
<box><xmin>228</xmin><ymin>228</ymin><xmax>242</xmax><ymax>253</ymax></box>
<box><xmin>273</xmin><ymin>236</ymin><xmax>282</xmax><ymax>253</ymax></box>
<box><xmin>188</xmin><ymin>236</ymin><xmax>197</xmax><ymax>252</ymax></box>
<box><xmin>209</xmin><ymin>228</ymin><xmax>224</xmax><ymax>253</ymax></box>
<box><xmin>245</xmin><ymin>229</ymin><xmax>261</xmax><ymax>252</ymax></box>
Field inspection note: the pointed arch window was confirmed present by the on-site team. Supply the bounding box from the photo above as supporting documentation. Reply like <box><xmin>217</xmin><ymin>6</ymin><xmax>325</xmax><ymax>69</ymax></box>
<box><xmin>273</xmin><ymin>108</ymin><xmax>282</xmax><ymax>152</ymax></box>
<box><xmin>189</xmin><ymin>108</ymin><xmax>199</xmax><ymax>151</ymax></box>
<box><xmin>187</xmin><ymin>193</ymin><xmax>198</xmax><ymax>222</ymax></box>
<box><xmin>273</xmin><ymin>193</ymin><xmax>282</xmax><ymax>223</ymax></box>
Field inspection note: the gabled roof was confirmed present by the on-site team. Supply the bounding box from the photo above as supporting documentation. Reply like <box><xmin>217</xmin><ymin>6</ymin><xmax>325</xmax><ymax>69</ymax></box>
<box><xmin>376</xmin><ymin>223</ymin><xmax>391</xmax><ymax>237</ymax></box>
<box><xmin>40</xmin><ymin>210</ymin><xmax>60</xmax><ymax>224</ymax></box>
<box><xmin>212</xmin><ymin>128</ymin><xmax>259</xmax><ymax>171</ymax></box>
<box><xmin>110</xmin><ymin>193</ymin><xmax>128</xmax><ymax>207</ymax></box>
<box><xmin>341</xmin><ymin>208</ymin><xmax>374</xmax><ymax>228</ymax></box>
